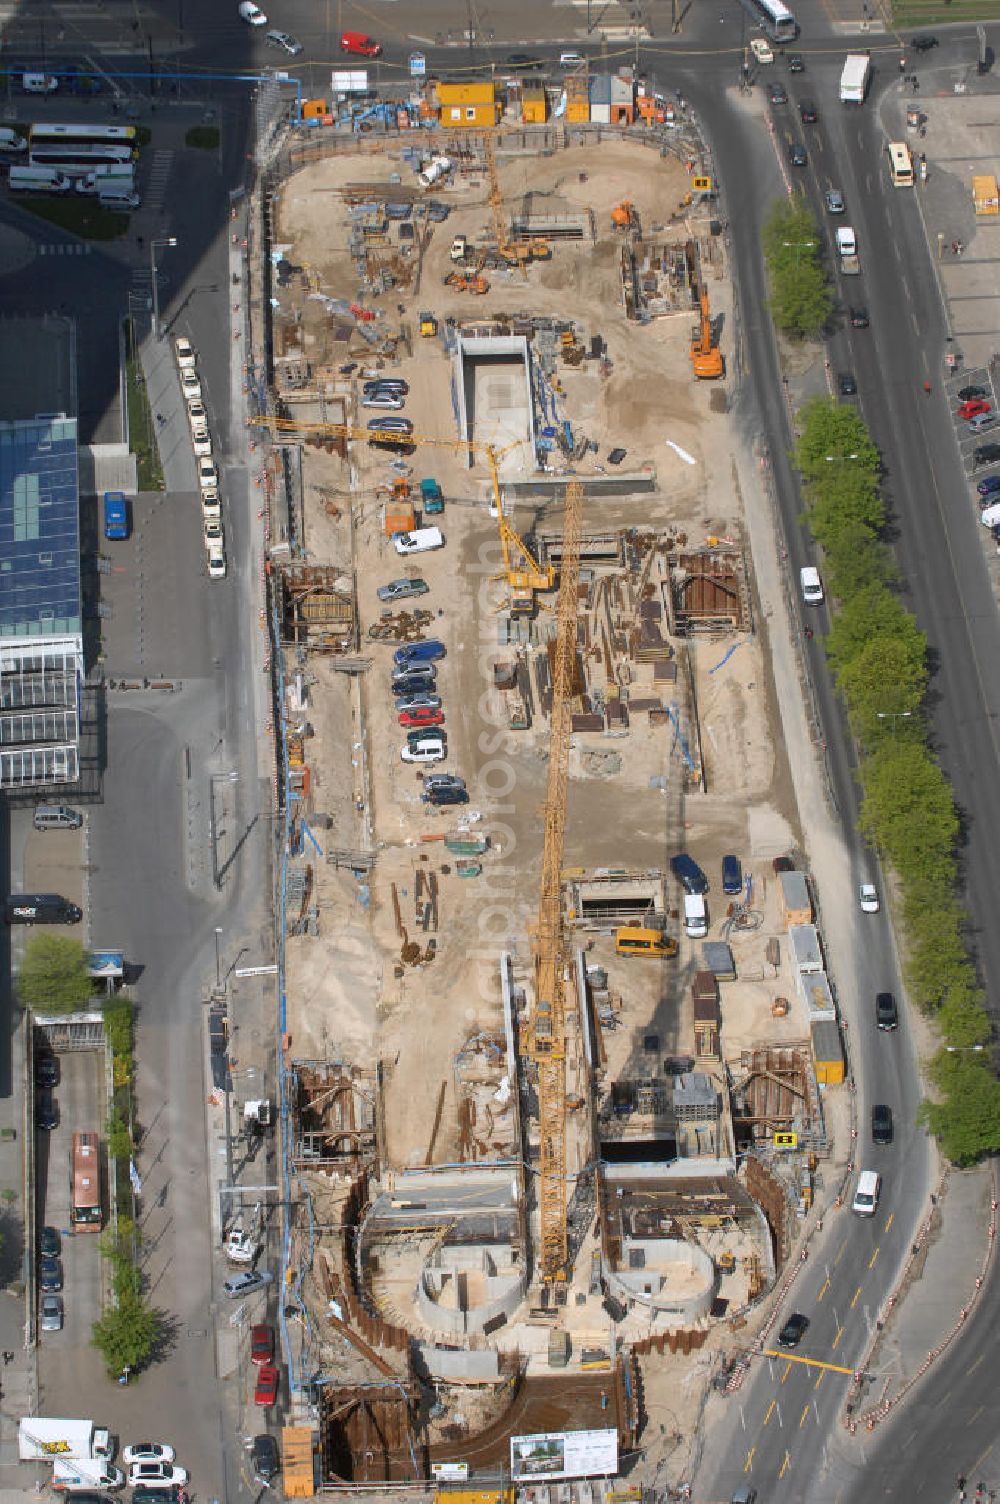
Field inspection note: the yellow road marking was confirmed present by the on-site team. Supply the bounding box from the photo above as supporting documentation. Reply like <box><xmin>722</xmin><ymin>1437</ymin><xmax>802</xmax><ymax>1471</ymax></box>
<box><xmin>781</xmin><ymin>1361</ymin><xmax>792</xmax><ymax>1385</ymax></box>
<box><xmin>817</xmin><ymin>1278</ymin><xmax>830</xmax><ymax>1302</ymax></box>
<box><xmin>884</xmin><ymin>1212</ymin><xmax>894</xmax><ymax>1233</ymax></box>
<box><xmin>814</xmin><ymin>1369</ymin><xmax>826</xmax><ymax>1391</ymax></box>
<box><xmin>764</xmin><ymin>1400</ymin><xmax>777</xmax><ymax>1427</ymax></box>
<box><xmin>763</xmin><ymin>1350</ymin><xmax>853</xmax><ymax>1374</ymax></box>
<box><xmin>779</xmin><ymin>1452</ymin><xmax>791</xmax><ymax>1479</ymax></box>
<box><xmin>869</xmin><ymin>1247</ymin><xmax>880</xmax><ymax>1270</ymax></box>
<box><xmin>799</xmin><ymin>1404</ymin><xmax>810</xmax><ymax>1429</ymax></box>
<box><xmin>834</xmin><ymin>1240</ymin><xmax>848</xmax><ymax>1266</ymax></box>
<box><xmin>832</xmin><ymin>1326</ymin><xmax>844</xmax><ymax>1351</ymax></box>
<box><xmin>850</xmin><ymin>1286</ymin><xmax>862</xmax><ymax>1309</ymax></box>
<box><xmin>744</xmin><ymin>1448</ymin><xmax>756</xmax><ymax>1474</ymax></box>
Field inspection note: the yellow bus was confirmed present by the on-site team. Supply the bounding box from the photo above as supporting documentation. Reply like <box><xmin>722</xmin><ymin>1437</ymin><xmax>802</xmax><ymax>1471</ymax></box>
<box><xmin>614</xmin><ymin>926</ymin><xmax>678</xmax><ymax>958</ymax></box>
<box><xmin>887</xmin><ymin>141</ymin><xmax>913</xmax><ymax>187</ymax></box>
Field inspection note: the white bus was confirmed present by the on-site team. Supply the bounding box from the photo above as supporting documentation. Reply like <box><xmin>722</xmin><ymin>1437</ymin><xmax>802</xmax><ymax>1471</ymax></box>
<box><xmin>30</xmin><ymin>121</ymin><xmax>137</xmax><ymax>147</ymax></box>
<box><xmin>887</xmin><ymin>141</ymin><xmax>914</xmax><ymax>187</ymax></box>
<box><xmin>739</xmin><ymin>0</ymin><xmax>797</xmax><ymax>42</ymax></box>
<box><xmin>8</xmin><ymin>164</ymin><xmax>71</xmax><ymax>194</ymax></box>
<box><xmin>30</xmin><ymin>142</ymin><xmax>135</xmax><ymax>172</ymax></box>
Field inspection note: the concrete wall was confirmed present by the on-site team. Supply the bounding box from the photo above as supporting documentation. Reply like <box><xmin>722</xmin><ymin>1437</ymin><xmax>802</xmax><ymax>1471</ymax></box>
<box><xmin>605</xmin><ymin>1237</ymin><xmax>716</xmax><ymax>1323</ymax></box>
<box><xmin>415</xmin><ymin>1242</ymin><xmax>527</xmax><ymax>1338</ymax></box>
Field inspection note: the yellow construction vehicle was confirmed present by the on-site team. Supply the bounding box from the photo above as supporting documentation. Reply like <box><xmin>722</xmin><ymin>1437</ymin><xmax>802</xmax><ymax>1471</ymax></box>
<box><xmin>611</xmin><ymin>200</ymin><xmax>639</xmax><ymax>234</ymax></box>
<box><xmin>418</xmin><ymin>311</ymin><xmax>438</xmax><ymax>337</ymax></box>
<box><xmin>691</xmin><ymin>285</ymin><xmax>724</xmax><ymax>380</ymax></box>
<box><xmin>482</xmin><ymin>131</ymin><xmax>551</xmax><ymax>268</ymax></box>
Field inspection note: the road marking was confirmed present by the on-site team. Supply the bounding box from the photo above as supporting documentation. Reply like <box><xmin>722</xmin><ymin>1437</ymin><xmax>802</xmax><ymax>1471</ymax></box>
<box><xmin>850</xmin><ymin>1286</ymin><xmax>862</xmax><ymax>1309</ymax></box>
<box><xmin>814</xmin><ymin>1369</ymin><xmax>826</xmax><ymax>1391</ymax></box>
<box><xmin>868</xmin><ymin>1247</ymin><xmax>880</xmax><ymax>1270</ymax></box>
<box><xmin>834</xmin><ymin>1239</ymin><xmax>848</xmax><ymax>1266</ymax></box>
<box><xmin>967</xmin><ymin>1354</ymin><xmax>984</xmax><ymax>1376</ymax></box>
<box><xmin>966</xmin><ymin>1405</ymin><xmax>984</xmax><ymax>1426</ymax></box>
<box><xmin>799</xmin><ymin>1404</ymin><xmax>810</xmax><ymax>1429</ymax></box>
<box><xmin>832</xmin><ymin>1325</ymin><xmax>844</xmax><ymax>1350</ymax></box>
<box><xmin>884</xmin><ymin>1212</ymin><xmax>894</xmax><ymax>1232</ymax></box>
<box><xmin>744</xmin><ymin>1447</ymin><xmax>756</xmax><ymax>1473</ymax></box>
<box><xmin>817</xmin><ymin>1278</ymin><xmax>830</xmax><ymax>1301</ymax></box>
<box><xmin>763</xmin><ymin>1351</ymin><xmax>854</xmax><ymax>1375</ymax></box>
<box><xmin>764</xmin><ymin>1400</ymin><xmax>777</xmax><ymax>1427</ymax></box>
<box><xmin>781</xmin><ymin>1361</ymin><xmax>792</xmax><ymax>1385</ymax></box>
<box><xmin>779</xmin><ymin>1450</ymin><xmax>792</xmax><ymax>1480</ymax></box>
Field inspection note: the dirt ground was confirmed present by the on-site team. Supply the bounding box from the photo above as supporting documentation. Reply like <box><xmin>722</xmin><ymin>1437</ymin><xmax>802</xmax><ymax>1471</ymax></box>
<box><xmin>273</xmin><ymin>132</ymin><xmax>803</xmax><ymax>1246</ymax></box>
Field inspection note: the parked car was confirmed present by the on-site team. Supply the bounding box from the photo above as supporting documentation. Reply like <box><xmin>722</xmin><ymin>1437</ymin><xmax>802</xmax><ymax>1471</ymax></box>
<box><xmin>198</xmin><ymin>456</ymin><xmax>218</xmax><ymax>490</ymax></box>
<box><xmin>974</xmin><ymin>444</ymin><xmax>1000</xmax><ymax>467</ymax></box>
<box><xmin>36</xmin><ymin>1091</ymin><xmax>59</xmax><ymax>1131</ymax></box>
<box><xmin>191</xmin><ymin>424</ymin><xmax>212</xmax><ymax>457</ymax></box>
<box><xmin>265</xmin><ymin>28</ymin><xmax>301</xmax><ymax>53</ymax></box>
<box><xmin>876</xmin><ymin>991</ymin><xmax>898</xmax><ymax>1030</ymax></box>
<box><xmin>959</xmin><ymin>384</ymin><xmax>987</xmax><ymax>402</ymax></box>
<box><xmin>123</xmin><ymin>1446</ymin><xmax>176</xmax><ymax>1466</ymax></box>
<box><xmin>401</xmin><ymin>737</ymin><xmax>446</xmax><ymax>763</ymax></box>
<box><xmin>367</xmin><ymin>415</ymin><xmax>413</xmax><ymax>435</ymax></box>
<box><xmin>859</xmin><ymin>882</ymin><xmax>880</xmax><ymax>913</ymax></box>
<box><xmin>180</xmin><ymin>368</ymin><xmax>202</xmax><ymax>402</ymax></box>
<box><xmin>254</xmin><ymin>1363</ymin><xmax>280</xmax><ymax>1408</ymax></box>
<box><xmin>174</xmin><ymin>336</ymin><xmax>196</xmax><ymax>372</ymax></box>
<box><xmin>224</xmin><ymin>1270</ymin><xmax>272</xmax><ymax>1299</ymax></box>
<box><xmin>394</xmin><ymin>693</ymin><xmax>441</xmax><ymax>714</ymax></box>
<box><xmin>187</xmin><ymin>399</ymin><xmax>208</xmax><ymax>429</ymax></box>
<box><xmin>422</xmin><ymin>785</ymin><xmax>469</xmax><ymax>806</ymax></box>
<box><xmin>39</xmin><ymin>1257</ymin><xmax>63</xmax><ymax>1292</ymax></box>
<box><xmin>978</xmin><ymin>474</ymin><xmax>1000</xmax><ymax>497</ymax></box>
<box><xmin>788</xmin><ymin>143</ymin><xmax>807</xmax><ymax>168</ymax></box>
<box><xmin>392</xmin><ymin>527</ymin><xmax>443</xmax><ymax>555</ymax></box>
<box><xmin>207</xmin><ymin>543</ymin><xmax>227</xmax><ymax>580</ymax></box>
<box><xmin>721</xmin><ymin>855</ymin><xmax>743</xmax><ymax>896</ymax></box>
<box><xmin>361</xmin><ymin>392</ymin><xmax>405</xmax><ymax>410</ymax></box>
<box><xmin>40</xmin><ymin>1226</ymin><xmax>60</xmax><ymax>1257</ymax></box>
<box><xmin>671</xmin><ymin>853</ymin><xmax>709</xmax><ymax>895</ymax></box>
<box><xmin>252</xmin><ymin>1434</ymin><xmax>280</xmax><ymax>1481</ymax></box>
<box><xmin>777</xmin><ymin>1313</ymin><xmax>809</xmax><ymax>1348</ymax></box>
<box><xmin>423</xmin><ymin>772</ymin><xmax>466</xmax><ymax>792</ymax></box>
<box><xmin>377</xmin><ymin>578</ymin><xmax>428</xmax><ymax>603</ymax></box>
<box><xmin>871</xmin><ymin>1104</ymin><xmax>894</xmax><ymax>1144</ymax></box>
<box><xmin>969</xmin><ymin>412</ymin><xmax>999</xmax><ymax>434</ymax></box>
<box><xmin>393</xmin><ymin>640</ymin><xmax>446</xmax><ymax>667</ymax></box>
<box><xmin>959</xmin><ymin>398</ymin><xmax>991</xmax><ymax>420</ymax></box>
<box><xmin>134</xmin><ymin>1491</ymin><xmax>183</xmax><ymax>1504</ymax></box>
<box><xmin>363</xmin><ymin>378</ymin><xmax>408</xmax><ymax>396</ymax></box>
<box><xmin>825</xmin><ymin>189</ymin><xmax>845</xmax><ymax>214</ymax></box>
<box><xmin>40</xmin><ymin>1294</ymin><xmax>63</xmax><ymax>1331</ymax></box>
<box><xmin>128</xmin><ymin>1463</ymin><xmax>188</xmax><ymax>1488</ymax></box>
<box><xmin>35</xmin><ymin>1053</ymin><xmax>59</xmax><ymax>1088</ymax></box>
<box><xmin>251</xmin><ymin>1323</ymin><xmax>275</xmax><ymax>1366</ymax></box>
<box><xmin>202</xmin><ymin>487</ymin><xmax>222</xmax><ymax>521</ymax></box>
<box><xmin>399</xmin><ymin>708</ymin><xmax>444</xmax><ymax>729</ymax></box>
<box><xmin>392</xmin><ymin>666</ymin><xmax>436</xmax><ymax>692</ymax></box>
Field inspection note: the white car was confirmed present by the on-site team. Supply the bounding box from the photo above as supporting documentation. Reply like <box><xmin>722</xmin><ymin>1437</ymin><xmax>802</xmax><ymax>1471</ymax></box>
<box><xmin>201</xmin><ymin>487</ymin><xmax>222</xmax><ymax>521</ymax></box>
<box><xmin>238</xmin><ymin>0</ymin><xmax>268</xmax><ymax>23</ymax></box>
<box><xmin>204</xmin><ymin>517</ymin><xmax>224</xmax><ymax>548</ymax></box>
<box><xmin>174</xmin><ymin>336</ymin><xmax>196</xmax><ymax>372</ymax></box>
<box><xmin>750</xmin><ymin>36</ymin><xmax>774</xmax><ymax>63</ymax></box>
<box><xmin>401</xmin><ymin>737</ymin><xmax>446</xmax><ymax>763</ymax></box>
<box><xmin>128</xmin><ymin>1461</ymin><xmax>188</xmax><ymax>1488</ymax></box>
<box><xmin>225</xmin><ymin>1224</ymin><xmax>258</xmax><ymax>1264</ymax></box>
<box><xmin>392</xmin><ymin>527</ymin><xmax>444</xmax><ymax>556</ymax></box>
<box><xmin>198</xmin><ymin>456</ymin><xmax>219</xmax><ymax>491</ymax></box>
<box><xmin>187</xmin><ymin>398</ymin><xmax>207</xmax><ymax>429</ymax></box>
<box><xmin>191</xmin><ymin>424</ymin><xmax>213</xmax><ymax>457</ymax></box>
<box><xmin>207</xmin><ymin>542</ymin><xmax>227</xmax><ymax>579</ymax></box>
<box><xmin>123</xmin><ymin>1444</ymin><xmax>176</xmax><ymax>1466</ymax></box>
<box><xmin>859</xmin><ymin>882</ymin><xmax>880</xmax><ymax>914</ymax></box>
<box><xmin>180</xmin><ymin>368</ymin><xmax>202</xmax><ymax>403</ymax></box>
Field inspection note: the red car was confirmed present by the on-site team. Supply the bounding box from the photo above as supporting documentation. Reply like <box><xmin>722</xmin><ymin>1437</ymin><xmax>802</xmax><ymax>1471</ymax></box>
<box><xmin>250</xmin><ymin>1323</ymin><xmax>274</xmax><ymax>1366</ymax></box>
<box><xmin>959</xmin><ymin>397</ymin><xmax>991</xmax><ymax>420</ymax></box>
<box><xmin>399</xmin><ymin>708</ymin><xmax>444</xmax><ymax>729</ymax></box>
<box><xmin>254</xmin><ymin>1362</ymin><xmax>280</xmax><ymax>1407</ymax></box>
<box><xmin>340</xmin><ymin>29</ymin><xmax>381</xmax><ymax>55</ymax></box>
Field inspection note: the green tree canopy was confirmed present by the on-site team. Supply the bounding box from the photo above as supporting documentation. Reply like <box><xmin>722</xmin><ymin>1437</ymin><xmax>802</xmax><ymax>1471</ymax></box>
<box><xmin>91</xmin><ymin>1293</ymin><xmax>160</xmax><ymax>1377</ymax></box>
<box><xmin>922</xmin><ymin>1053</ymin><xmax>1000</xmax><ymax>1166</ymax></box>
<box><xmin>793</xmin><ymin>396</ymin><xmax>880</xmax><ymax>483</ymax></box>
<box><xmin>17</xmin><ymin>935</ymin><xmax>92</xmax><ymax>1015</ymax></box>
<box><xmin>836</xmin><ymin>632</ymin><xmax>927</xmax><ymax>748</ymax></box>
<box><xmin>762</xmin><ymin>196</ymin><xmax>832</xmax><ymax>337</ymax></box>
<box><xmin>859</xmin><ymin>741</ymin><xmax>960</xmax><ymax>883</ymax></box>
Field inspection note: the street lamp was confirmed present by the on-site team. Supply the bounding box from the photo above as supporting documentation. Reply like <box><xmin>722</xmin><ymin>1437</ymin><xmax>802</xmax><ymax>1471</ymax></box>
<box><xmin>946</xmin><ymin>1044</ymin><xmax>985</xmax><ymax>1053</ymax></box>
<box><xmin>876</xmin><ymin>710</ymin><xmax>913</xmax><ymax>733</ymax></box>
<box><xmin>150</xmin><ymin>235</ymin><xmax>177</xmax><ymax>340</ymax></box>
<box><xmin>825</xmin><ymin>452</ymin><xmax>860</xmax><ymax>463</ymax></box>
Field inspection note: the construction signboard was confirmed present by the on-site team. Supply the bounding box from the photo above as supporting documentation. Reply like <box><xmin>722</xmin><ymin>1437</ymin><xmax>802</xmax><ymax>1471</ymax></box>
<box><xmin>510</xmin><ymin>1428</ymin><xmax>618</xmax><ymax>1482</ymax></box>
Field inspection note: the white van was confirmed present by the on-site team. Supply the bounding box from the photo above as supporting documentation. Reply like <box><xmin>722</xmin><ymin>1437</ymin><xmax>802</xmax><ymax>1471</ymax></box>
<box><xmin>683</xmin><ymin>893</ymin><xmax>708</xmax><ymax>938</ymax></box>
<box><xmin>33</xmin><ymin>805</ymin><xmax>83</xmax><ymax>831</ymax></box>
<box><xmin>559</xmin><ymin>51</ymin><xmax>586</xmax><ymax>67</ymax></box>
<box><xmin>75</xmin><ymin>165</ymin><xmax>135</xmax><ymax>195</ymax></box>
<box><xmin>0</xmin><ymin>128</ymin><xmax>26</xmax><ymax>153</ymax></box>
<box><xmin>835</xmin><ymin>225</ymin><xmax>857</xmax><ymax>258</ymax></box>
<box><xmin>97</xmin><ymin>182</ymin><xmax>140</xmax><ymax>209</ymax></box>
<box><xmin>21</xmin><ymin>72</ymin><xmax>58</xmax><ymax>93</ymax></box>
<box><xmin>8</xmin><ymin>165</ymin><xmax>71</xmax><ymax>194</ymax></box>
<box><xmin>393</xmin><ymin>527</ymin><xmax>444</xmax><ymax>555</ymax></box>
<box><xmin>800</xmin><ymin>565</ymin><xmax>824</xmax><ymax>605</ymax></box>
<box><xmin>852</xmin><ymin>1169</ymin><xmax>881</xmax><ymax>1216</ymax></box>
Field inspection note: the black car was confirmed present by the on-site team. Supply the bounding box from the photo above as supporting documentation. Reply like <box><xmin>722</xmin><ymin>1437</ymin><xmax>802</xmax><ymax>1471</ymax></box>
<box><xmin>777</xmin><ymin>1313</ymin><xmax>810</xmax><ymax>1348</ymax></box>
<box><xmin>39</xmin><ymin>1256</ymin><xmax>63</xmax><ymax>1292</ymax></box>
<box><xmin>959</xmin><ymin>384</ymin><xmax>987</xmax><ymax>402</ymax></box>
<box><xmin>788</xmin><ymin>143</ymin><xmax>807</xmax><ymax>168</ymax></box>
<box><xmin>36</xmin><ymin>1091</ymin><xmax>58</xmax><ymax>1131</ymax></box>
<box><xmin>872</xmin><ymin>1104</ymin><xmax>894</xmax><ymax>1144</ymax></box>
<box><xmin>876</xmin><ymin>991</ymin><xmax>898</xmax><ymax>1030</ymax></box>
<box><xmin>975</xmin><ymin>444</ymin><xmax>1000</xmax><ymax>467</ymax></box>
<box><xmin>787</xmin><ymin>52</ymin><xmax>804</xmax><ymax>71</ymax></box>
<box><xmin>769</xmin><ymin>82</ymin><xmax>788</xmax><ymax>104</ymax></box>
<box><xmin>421</xmin><ymin>786</ymin><xmax>469</xmax><ymax>807</ymax></box>
<box><xmin>134</xmin><ymin>1491</ymin><xmax>183</xmax><ymax>1504</ymax></box>
<box><xmin>722</xmin><ymin>855</ymin><xmax>743</xmax><ymax>896</ymax></box>
<box><xmin>506</xmin><ymin>53</ymin><xmax>545</xmax><ymax>69</ymax></box>
<box><xmin>912</xmin><ymin>33</ymin><xmax>938</xmax><ymax>51</ymax></box>
<box><xmin>34</xmin><ymin>1053</ymin><xmax>58</xmax><ymax>1089</ymax></box>
<box><xmin>839</xmin><ymin>373</ymin><xmax>857</xmax><ymax>397</ymax></box>
<box><xmin>850</xmin><ymin>306</ymin><xmax>870</xmax><ymax>328</ymax></box>
<box><xmin>252</xmin><ymin>1434</ymin><xmax>280</xmax><ymax>1482</ymax></box>
<box><xmin>39</xmin><ymin>1226</ymin><xmax>60</xmax><ymax>1257</ymax></box>
<box><xmin>799</xmin><ymin>99</ymin><xmax>818</xmax><ymax>123</ymax></box>
<box><xmin>671</xmin><ymin>853</ymin><xmax>709</xmax><ymax>895</ymax></box>
<box><xmin>392</xmin><ymin>670</ymin><xmax>436</xmax><ymax>696</ymax></box>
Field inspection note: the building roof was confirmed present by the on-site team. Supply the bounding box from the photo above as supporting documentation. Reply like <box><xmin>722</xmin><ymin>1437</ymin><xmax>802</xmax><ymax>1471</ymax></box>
<box><xmin>0</xmin><ymin>416</ymin><xmax>81</xmax><ymax>639</ymax></box>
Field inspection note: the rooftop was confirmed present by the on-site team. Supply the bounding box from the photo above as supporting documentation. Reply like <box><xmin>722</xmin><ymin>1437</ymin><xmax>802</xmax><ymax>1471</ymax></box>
<box><xmin>0</xmin><ymin>415</ymin><xmax>82</xmax><ymax>640</ymax></box>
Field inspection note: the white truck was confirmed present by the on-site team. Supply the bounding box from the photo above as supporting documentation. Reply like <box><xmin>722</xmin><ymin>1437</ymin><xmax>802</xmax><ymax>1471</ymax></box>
<box><xmin>840</xmin><ymin>53</ymin><xmax>870</xmax><ymax>103</ymax></box>
<box><xmin>18</xmin><ymin>1418</ymin><xmax>114</xmax><ymax>1462</ymax></box>
<box><xmin>836</xmin><ymin>225</ymin><xmax>860</xmax><ymax>275</ymax></box>
<box><xmin>52</xmin><ymin>1458</ymin><xmax>125</xmax><ymax>1492</ymax></box>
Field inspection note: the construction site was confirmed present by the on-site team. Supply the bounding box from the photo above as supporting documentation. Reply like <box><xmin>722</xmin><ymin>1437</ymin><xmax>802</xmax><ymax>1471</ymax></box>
<box><xmin>246</xmin><ymin>103</ymin><xmax>847</xmax><ymax>1493</ymax></box>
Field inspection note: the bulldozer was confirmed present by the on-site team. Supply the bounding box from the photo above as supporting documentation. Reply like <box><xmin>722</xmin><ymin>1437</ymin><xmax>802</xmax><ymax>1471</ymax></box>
<box><xmin>690</xmin><ymin>285</ymin><xmax>724</xmax><ymax>380</ymax></box>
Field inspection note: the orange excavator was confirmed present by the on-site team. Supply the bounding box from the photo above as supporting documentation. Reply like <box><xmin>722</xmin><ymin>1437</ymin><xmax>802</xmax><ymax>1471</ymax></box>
<box><xmin>690</xmin><ymin>284</ymin><xmax>724</xmax><ymax>380</ymax></box>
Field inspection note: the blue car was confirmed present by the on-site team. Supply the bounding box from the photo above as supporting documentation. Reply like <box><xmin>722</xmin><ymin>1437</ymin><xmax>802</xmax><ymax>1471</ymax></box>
<box><xmin>722</xmin><ymin>854</ymin><xmax>743</xmax><ymax>896</ymax></box>
<box><xmin>393</xmin><ymin>639</ymin><xmax>446</xmax><ymax>667</ymax></box>
<box><xmin>977</xmin><ymin>475</ymin><xmax>1000</xmax><ymax>497</ymax></box>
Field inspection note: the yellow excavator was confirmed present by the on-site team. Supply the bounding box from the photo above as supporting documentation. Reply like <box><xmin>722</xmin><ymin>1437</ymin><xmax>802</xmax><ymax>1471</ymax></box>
<box><xmin>690</xmin><ymin>284</ymin><xmax>724</xmax><ymax>380</ymax></box>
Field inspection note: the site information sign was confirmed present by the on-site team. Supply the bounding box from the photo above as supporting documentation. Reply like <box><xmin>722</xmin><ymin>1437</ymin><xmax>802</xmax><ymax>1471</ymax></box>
<box><xmin>510</xmin><ymin>1429</ymin><xmax>618</xmax><ymax>1481</ymax></box>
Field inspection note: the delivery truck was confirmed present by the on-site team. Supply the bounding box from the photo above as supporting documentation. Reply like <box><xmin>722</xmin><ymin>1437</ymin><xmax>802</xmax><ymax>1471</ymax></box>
<box><xmin>18</xmin><ymin>1417</ymin><xmax>114</xmax><ymax>1461</ymax></box>
<box><xmin>52</xmin><ymin>1458</ymin><xmax>124</xmax><ymax>1491</ymax></box>
<box><xmin>839</xmin><ymin>53</ymin><xmax>871</xmax><ymax>103</ymax></box>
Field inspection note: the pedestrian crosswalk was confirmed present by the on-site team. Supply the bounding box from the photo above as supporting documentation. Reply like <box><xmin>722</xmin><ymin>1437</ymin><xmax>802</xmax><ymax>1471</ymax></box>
<box><xmin>143</xmin><ymin>150</ymin><xmax>173</xmax><ymax>213</ymax></box>
<box><xmin>39</xmin><ymin>243</ymin><xmax>92</xmax><ymax>256</ymax></box>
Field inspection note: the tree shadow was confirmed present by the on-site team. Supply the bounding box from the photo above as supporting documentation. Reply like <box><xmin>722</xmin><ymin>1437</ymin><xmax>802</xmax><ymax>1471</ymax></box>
<box><xmin>0</xmin><ymin>1209</ymin><xmax>24</xmax><ymax>1288</ymax></box>
<box><xmin>147</xmin><ymin>1308</ymin><xmax>182</xmax><ymax>1368</ymax></box>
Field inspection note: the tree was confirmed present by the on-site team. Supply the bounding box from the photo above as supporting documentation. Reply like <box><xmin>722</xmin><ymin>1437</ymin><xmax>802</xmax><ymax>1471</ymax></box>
<box><xmin>922</xmin><ymin>1053</ymin><xmax>1000</xmax><ymax>1165</ymax></box>
<box><xmin>820</xmin><ymin>519</ymin><xmax>895</xmax><ymax>599</ymax></box>
<box><xmin>836</xmin><ymin>633</ymin><xmax>927</xmax><ymax>748</ymax></box>
<box><xmin>824</xmin><ymin>586</ymin><xmax>914</xmax><ymax>677</ymax></box>
<box><xmin>91</xmin><ymin>1292</ymin><xmax>160</xmax><ymax>1377</ymax></box>
<box><xmin>793</xmin><ymin>396</ymin><xmax>880</xmax><ymax>483</ymax></box>
<box><xmin>860</xmin><ymin>741</ymin><xmax>960</xmax><ymax>886</ymax></box>
<box><xmin>762</xmin><ymin>197</ymin><xmax>833</xmax><ymax>338</ymax></box>
<box><xmin>17</xmin><ymin>935</ymin><xmax>92</xmax><ymax>1015</ymax></box>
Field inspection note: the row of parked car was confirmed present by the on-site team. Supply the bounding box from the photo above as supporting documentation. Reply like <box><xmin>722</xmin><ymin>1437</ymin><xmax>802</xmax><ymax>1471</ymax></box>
<box><xmin>175</xmin><ymin>337</ymin><xmax>226</xmax><ymax>579</ymax></box>
<box><xmin>378</xmin><ymin>577</ymin><xmax>469</xmax><ymax>804</ymax></box>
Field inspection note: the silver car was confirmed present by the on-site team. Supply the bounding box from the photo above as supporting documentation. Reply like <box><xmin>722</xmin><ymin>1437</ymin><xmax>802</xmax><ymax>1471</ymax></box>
<box><xmin>40</xmin><ymin>1294</ymin><xmax>63</xmax><ymax>1331</ymax></box>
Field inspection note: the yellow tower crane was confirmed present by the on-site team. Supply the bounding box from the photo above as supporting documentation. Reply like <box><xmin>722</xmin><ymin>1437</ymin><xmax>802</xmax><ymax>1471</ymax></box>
<box><xmin>481</xmin><ymin>130</ymin><xmax>551</xmax><ymax>268</ymax></box>
<box><xmin>529</xmin><ymin>479</ymin><xmax>584</xmax><ymax>1289</ymax></box>
<box><xmin>252</xmin><ymin>414</ymin><xmax>555</xmax><ymax>614</ymax></box>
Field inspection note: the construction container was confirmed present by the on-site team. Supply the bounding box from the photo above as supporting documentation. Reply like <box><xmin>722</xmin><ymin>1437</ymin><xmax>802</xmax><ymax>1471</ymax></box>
<box><xmin>302</xmin><ymin>98</ymin><xmax>328</xmax><ymax>121</ymax></box>
<box><xmin>444</xmin><ymin>832</ymin><xmax>489</xmax><ymax>855</ymax></box>
<box><xmin>281</xmin><ymin>1426</ymin><xmax>317</xmax><ymax>1496</ymax></box>
<box><xmin>521</xmin><ymin>82</ymin><xmax>547</xmax><ymax>123</ymax></box>
<box><xmin>701</xmin><ymin>940</ymin><xmax>735</xmax><ymax>979</ymax></box>
<box><xmin>384</xmin><ymin>503</ymin><xmax>416</xmax><ymax>537</ymax></box>
<box><xmin>811</xmin><ymin>1019</ymin><xmax>845</xmax><ymax>1085</ymax></box>
<box><xmin>565</xmin><ymin>72</ymin><xmax>590</xmax><ymax>123</ymax></box>
<box><xmin>547</xmin><ymin>1328</ymin><xmax>571</xmax><ymax>1367</ymax></box>
<box><xmin>436</xmin><ymin>80</ymin><xmax>499</xmax><ymax>128</ymax></box>
<box><xmin>974</xmin><ymin>173</ymin><xmax>999</xmax><ymax>216</ymax></box>
<box><xmin>590</xmin><ymin>74</ymin><xmax>612</xmax><ymax>124</ymax></box>
<box><xmin>796</xmin><ymin>968</ymin><xmax>836</xmax><ymax>1024</ymax></box>
<box><xmin>789</xmin><ymin>922</ymin><xmax>823</xmax><ymax>975</ymax></box>
<box><xmin>778</xmin><ymin>870</ymin><xmax>813</xmax><ymax>928</ymax></box>
<box><xmin>610</xmin><ymin>73</ymin><xmax>635</xmax><ymax>125</ymax></box>
<box><xmin>693</xmin><ymin>991</ymin><xmax>719</xmax><ymax>1060</ymax></box>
